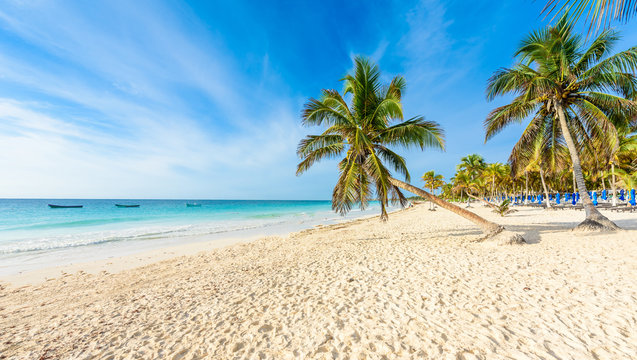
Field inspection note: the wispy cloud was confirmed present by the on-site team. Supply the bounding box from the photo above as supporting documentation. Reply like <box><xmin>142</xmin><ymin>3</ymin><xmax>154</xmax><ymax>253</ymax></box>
<box><xmin>0</xmin><ymin>1</ymin><xmax>305</xmax><ymax>198</ymax></box>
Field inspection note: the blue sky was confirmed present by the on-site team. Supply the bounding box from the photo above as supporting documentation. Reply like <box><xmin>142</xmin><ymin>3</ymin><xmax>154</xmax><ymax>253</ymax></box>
<box><xmin>0</xmin><ymin>0</ymin><xmax>636</xmax><ymax>199</ymax></box>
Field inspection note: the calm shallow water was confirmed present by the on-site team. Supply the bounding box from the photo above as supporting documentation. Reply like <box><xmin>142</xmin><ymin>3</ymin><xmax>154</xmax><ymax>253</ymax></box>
<box><xmin>0</xmin><ymin>199</ymin><xmax>390</xmax><ymax>275</ymax></box>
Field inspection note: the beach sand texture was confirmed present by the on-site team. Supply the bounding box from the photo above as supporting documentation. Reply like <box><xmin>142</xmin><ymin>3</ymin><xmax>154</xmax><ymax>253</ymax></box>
<box><xmin>1</xmin><ymin>205</ymin><xmax>636</xmax><ymax>359</ymax></box>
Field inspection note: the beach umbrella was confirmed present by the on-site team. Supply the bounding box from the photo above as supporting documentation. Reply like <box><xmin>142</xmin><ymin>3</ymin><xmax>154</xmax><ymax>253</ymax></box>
<box><xmin>576</xmin><ymin>193</ymin><xmax>580</xmax><ymax>201</ymax></box>
<box><xmin>602</xmin><ymin>189</ymin><xmax>607</xmax><ymax>201</ymax></box>
<box><xmin>571</xmin><ymin>193</ymin><xmax>577</xmax><ymax>205</ymax></box>
<box><xmin>631</xmin><ymin>189</ymin><xmax>636</xmax><ymax>206</ymax></box>
<box><xmin>592</xmin><ymin>191</ymin><xmax>598</xmax><ymax>206</ymax></box>
<box><xmin>556</xmin><ymin>193</ymin><xmax>560</xmax><ymax>204</ymax></box>
<box><xmin>620</xmin><ymin>189</ymin><xmax>625</xmax><ymax>201</ymax></box>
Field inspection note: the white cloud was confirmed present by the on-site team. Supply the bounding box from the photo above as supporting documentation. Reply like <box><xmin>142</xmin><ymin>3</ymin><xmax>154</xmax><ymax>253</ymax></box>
<box><xmin>0</xmin><ymin>1</ymin><xmax>305</xmax><ymax>198</ymax></box>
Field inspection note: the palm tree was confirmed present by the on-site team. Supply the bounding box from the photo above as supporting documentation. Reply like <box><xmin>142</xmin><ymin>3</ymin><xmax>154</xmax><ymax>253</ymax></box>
<box><xmin>615</xmin><ymin>168</ymin><xmax>637</xmax><ymax>206</ymax></box>
<box><xmin>297</xmin><ymin>56</ymin><xmax>522</xmax><ymax>241</ymax></box>
<box><xmin>542</xmin><ymin>1</ymin><xmax>637</xmax><ymax>32</ymax></box>
<box><xmin>440</xmin><ymin>183</ymin><xmax>454</xmax><ymax>200</ymax></box>
<box><xmin>483</xmin><ymin>163</ymin><xmax>507</xmax><ymax>200</ymax></box>
<box><xmin>484</xmin><ymin>20</ymin><xmax>637</xmax><ymax>230</ymax></box>
<box><xmin>607</xmin><ymin>127</ymin><xmax>637</xmax><ymax>205</ymax></box>
<box><xmin>422</xmin><ymin>170</ymin><xmax>444</xmax><ymax>210</ymax></box>
<box><xmin>453</xmin><ymin>171</ymin><xmax>498</xmax><ymax>210</ymax></box>
<box><xmin>508</xmin><ymin>110</ymin><xmax>571</xmax><ymax>209</ymax></box>
<box><xmin>433</xmin><ymin>177</ymin><xmax>446</xmax><ymax>196</ymax></box>
<box><xmin>519</xmin><ymin>144</ymin><xmax>555</xmax><ymax>209</ymax></box>
<box><xmin>452</xmin><ymin>171</ymin><xmax>475</xmax><ymax>208</ymax></box>
<box><xmin>457</xmin><ymin>154</ymin><xmax>486</xmax><ymax>181</ymax></box>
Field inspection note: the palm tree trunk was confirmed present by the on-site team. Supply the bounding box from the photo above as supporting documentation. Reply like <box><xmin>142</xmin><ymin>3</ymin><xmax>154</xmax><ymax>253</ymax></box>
<box><xmin>466</xmin><ymin>192</ymin><xmax>499</xmax><ymax>210</ymax></box>
<box><xmin>555</xmin><ymin>104</ymin><xmax>619</xmax><ymax>230</ymax></box>
<box><xmin>389</xmin><ymin>178</ymin><xmax>504</xmax><ymax>236</ymax></box>
<box><xmin>380</xmin><ymin>198</ymin><xmax>388</xmax><ymax>221</ymax></box>
<box><xmin>601</xmin><ymin>175</ymin><xmax>606</xmax><ymax>192</ymax></box>
<box><xmin>465</xmin><ymin>189</ymin><xmax>471</xmax><ymax>208</ymax></box>
<box><xmin>611</xmin><ymin>162</ymin><xmax>617</xmax><ymax>207</ymax></box>
<box><xmin>572</xmin><ymin>167</ymin><xmax>577</xmax><ymax>193</ymax></box>
<box><xmin>539</xmin><ymin>169</ymin><xmax>551</xmax><ymax>209</ymax></box>
<box><xmin>524</xmin><ymin>171</ymin><xmax>529</xmax><ymax>204</ymax></box>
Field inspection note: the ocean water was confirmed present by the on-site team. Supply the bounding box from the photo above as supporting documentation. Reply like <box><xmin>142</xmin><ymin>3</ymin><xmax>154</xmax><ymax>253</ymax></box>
<box><xmin>0</xmin><ymin>199</ymin><xmax>390</xmax><ymax>276</ymax></box>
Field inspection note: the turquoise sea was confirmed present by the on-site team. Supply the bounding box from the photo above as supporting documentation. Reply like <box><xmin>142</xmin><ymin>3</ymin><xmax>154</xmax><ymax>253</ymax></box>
<box><xmin>0</xmin><ymin>199</ymin><xmax>389</xmax><ymax>276</ymax></box>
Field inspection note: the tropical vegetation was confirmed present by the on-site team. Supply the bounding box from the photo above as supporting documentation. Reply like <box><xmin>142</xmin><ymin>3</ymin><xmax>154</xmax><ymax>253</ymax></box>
<box><xmin>296</xmin><ymin>56</ymin><xmax>518</xmax><ymax>239</ymax></box>
<box><xmin>296</xmin><ymin>17</ymin><xmax>637</xmax><ymax>241</ymax></box>
<box><xmin>483</xmin><ymin>19</ymin><xmax>637</xmax><ymax>230</ymax></box>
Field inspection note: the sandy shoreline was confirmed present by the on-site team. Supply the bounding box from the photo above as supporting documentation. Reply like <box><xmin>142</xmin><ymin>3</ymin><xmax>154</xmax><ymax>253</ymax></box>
<box><xmin>1</xmin><ymin>204</ymin><xmax>636</xmax><ymax>359</ymax></box>
<box><xmin>0</xmin><ymin>208</ymin><xmax>395</xmax><ymax>287</ymax></box>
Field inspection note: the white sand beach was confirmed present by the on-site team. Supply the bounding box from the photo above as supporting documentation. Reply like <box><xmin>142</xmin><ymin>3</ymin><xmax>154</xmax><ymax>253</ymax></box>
<box><xmin>1</xmin><ymin>204</ymin><xmax>636</xmax><ymax>359</ymax></box>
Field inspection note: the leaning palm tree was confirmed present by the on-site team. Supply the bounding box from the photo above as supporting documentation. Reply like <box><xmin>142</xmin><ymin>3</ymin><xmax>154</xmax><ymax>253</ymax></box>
<box><xmin>297</xmin><ymin>56</ymin><xmax>523</xmax><ymax>242</ymax></box>
<box><xmin>485</xmin><ymin>20</ymin><xmax>637</xmax><ymax>230</ymax></box>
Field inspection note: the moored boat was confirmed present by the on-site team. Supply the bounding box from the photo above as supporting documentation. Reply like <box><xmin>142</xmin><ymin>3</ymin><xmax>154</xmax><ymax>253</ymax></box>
<box><xmin>115</xmin><ymin>204</ymin><xmax>140</xmax><ymax>208</ymax></box>
<box><xmin>48</xmin><ymin>204</ymin><xmax>83</xmax><ymax>208</ymax></box>
<box><xmin>186</xmin><ymin>203</ymin><xmax>201</xmax><ymax>207</ymax></box>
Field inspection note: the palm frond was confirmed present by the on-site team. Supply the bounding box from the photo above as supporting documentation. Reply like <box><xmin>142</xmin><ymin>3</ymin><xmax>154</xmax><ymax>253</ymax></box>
<box><xmin>296</xmin><ymin>140</ymin><xmax>345</xmax><ymax>175</ymax></box>
<box><xmin>301</xmin><ymin>96</ymin><xmax>352</xmax><ymax>127</ymax></box>
<box><xmin>379</xmin><ymin>116</ymin><xmax>445</xmax><ymax>150</ymax></box>
<box><xmin>542</xmin><ymin>0</ymin><xmax>637</xmax><ymax>33</ymax></box>
<box><xmin>484</xmin><ymin>99</ymin><xmax>540</xmax><ymax>141</ymax></box>
<box><xmin>375</xmin><ymin>145</ymin><xmax>410</xmax><ymax>182</ymax></box>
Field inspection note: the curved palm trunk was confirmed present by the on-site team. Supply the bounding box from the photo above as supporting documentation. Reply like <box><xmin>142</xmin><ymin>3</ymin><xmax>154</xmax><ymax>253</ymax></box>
<box><xmin>466</xmin><ymin>192</ymin><xmax>499</xmax><ymax>210</ymax></box>
<box><xmin>539</xmin><ymin>169</ymin><xmax>551</xmax><ymax>209</ymax></box>
<box><xmin>555</xmin><ymin>105</ymin><xmax>619</xmax><ymax>230</ymax></box>
<box><xmin>389</xmin><ymin>178</ymin><xmax>504</xmax><ymax>237</ymax></box>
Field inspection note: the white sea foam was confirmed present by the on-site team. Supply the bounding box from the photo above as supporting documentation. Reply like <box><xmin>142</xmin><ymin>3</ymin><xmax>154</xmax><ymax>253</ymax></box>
<box><xmin>0</xmin><ymin>201</ymin><xmax>388</xmax><ymax>258</ymax></box>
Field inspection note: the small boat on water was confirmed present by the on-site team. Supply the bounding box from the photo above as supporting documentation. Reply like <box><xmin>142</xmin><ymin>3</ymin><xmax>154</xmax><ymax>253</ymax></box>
<box><xmin>186</xmin><ymin>203</ymin><xmax>201</xmax><ymax>207</ymax></box>
<box><xmin>48</xmin><ymin>204</ymin><xmax>83</xmax><ymax>208</ymax></box>
<box><xmin>115</xmin><ymin>204</ymin><xmax>140</xmax><ymax>208</ymax></box>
